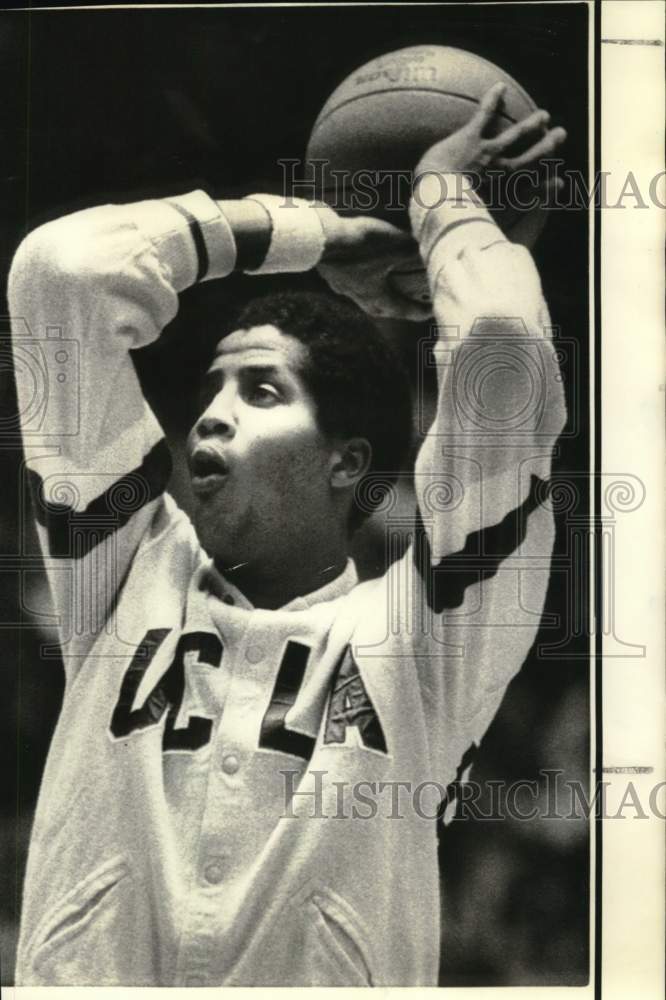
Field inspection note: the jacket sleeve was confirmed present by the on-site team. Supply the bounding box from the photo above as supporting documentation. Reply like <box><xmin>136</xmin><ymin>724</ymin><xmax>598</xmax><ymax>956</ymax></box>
<box><xmin>7</xmin><ymin>190</ymin><xmax>237</xmax><ymax>671</ymax></box>
<box><xmin>354</xmin><ymin>177</ymin><xmax>568</xmax><ymax>792</ymax></box>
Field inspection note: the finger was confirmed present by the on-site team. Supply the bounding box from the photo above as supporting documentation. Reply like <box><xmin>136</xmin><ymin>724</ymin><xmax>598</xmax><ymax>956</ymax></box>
<box><xmin>536</xmin><ymin>176</ymin><xmax>565</xmax><ymax>203</ymax></box>
<box><xmin>358</xmin><ymin>217</ymin><xmax>416</xmax><ymax>247</ymax></box>
<box><xmin>367</xmin><ymin>235</ymin><xmax>421</xmax><ymax>268</ymax></box>
<box><xmin>318</xmin><ymin>257</ymin><xmax>383</xmax><ymax>290</ymax></box>
<box><xmin>375</xmin><ymin>298</ymin><xmax>432</xmax><ymax>323</ymax></box>
<box><xmin>485</xmin><ymin>108</ymin><xmax>551</xmax><ymax>153</ymax></box>
<box><xmin>335</xmin><ymin>223</ymin><xmax>420</xmax><ymax>269</ymax></box>
<box><xmin>317</xmin><ymin>264</ymin><xmax>346</xmax><ymax>294</ymax></box>
<box><xmin>495</xmin><ymin>126</ymin><xmax>567</xmax><ymax>171</ymax></box>
<box><xmin>356</xmin><ymin>287</ymin><xmax>432</xmax><ymax>323</ymax></box>
<box><xmin>472</xmin><ymin>82</ymin><xmax>507</xmax><ymax>133</ymax></box>
<box><xmin>378</xmin><ymin>282</ymin><xmax>434</xmax><ymax>321</ymax></box>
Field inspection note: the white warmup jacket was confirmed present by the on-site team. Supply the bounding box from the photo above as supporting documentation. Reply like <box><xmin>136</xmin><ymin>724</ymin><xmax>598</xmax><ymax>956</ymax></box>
<box><xmin>8</xmin><ymin>185</ymin><xmax>566</xmax><ymax>986</ymax></box>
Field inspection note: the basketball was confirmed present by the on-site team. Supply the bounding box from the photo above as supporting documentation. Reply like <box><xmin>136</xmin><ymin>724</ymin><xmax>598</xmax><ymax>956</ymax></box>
<box><xmin>307</xmin><ymin>45</ymin><xmax>544</xmax><ymax>305</ymax></box>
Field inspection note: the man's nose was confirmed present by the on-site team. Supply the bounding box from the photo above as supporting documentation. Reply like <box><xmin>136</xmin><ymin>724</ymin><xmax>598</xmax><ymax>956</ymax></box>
<box><xmin>195</xmin><ymin>393</ymin><xmax>236</xmax><ymax>439</ymax></box>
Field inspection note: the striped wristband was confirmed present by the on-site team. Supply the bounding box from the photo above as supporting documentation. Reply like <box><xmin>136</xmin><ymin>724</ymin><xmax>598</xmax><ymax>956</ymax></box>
<box><xmin>242</xmin><ymin>194</ymin><xmax>327</xmax><ymax>274</ymax></box>
<box><xmin>164</xmin><ymin>190</ymin><xmax>237</xmax><ymax>283</ymax></box>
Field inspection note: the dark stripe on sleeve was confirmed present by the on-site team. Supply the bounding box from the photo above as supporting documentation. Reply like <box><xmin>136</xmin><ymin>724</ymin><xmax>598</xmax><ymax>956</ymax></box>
<box><xmin>28</xmin><ymin>438</ymin><xmax>172</xmax><ymax>559</ymax></box>
<box><xmin>415</xmin><ymin>473</ymin><xmax>546</xmax><ymax>613</ymax></box>
<box><xmin>233</xmin><ymin>202</ymin><xmax>272</xmax><ymax>271</ymax></box>
<box><xmin>165</xmin><ymin>201</ymin><xmax>209</xmax><ymax>282</ymax></box>
<box><xmin>425</xmin><ymin>217</ymin><xmax>500</xmax><ymax>267</ymax></box>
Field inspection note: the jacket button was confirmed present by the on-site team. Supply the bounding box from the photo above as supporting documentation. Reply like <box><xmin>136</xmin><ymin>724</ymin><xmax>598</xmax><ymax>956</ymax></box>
<box><xmin>203</xmin><ymin>859</ymin><xmax>225</xmax><ymax>885</ymax></box>
<box><xmin>221</xmin><ymin>753</ymin><xmax>240</xmax><ymax>775</ymax></box>
<box><xmin>246</xmin><ymin>645</ymin><xmax>265</xmax><ymax>664</ymax></box>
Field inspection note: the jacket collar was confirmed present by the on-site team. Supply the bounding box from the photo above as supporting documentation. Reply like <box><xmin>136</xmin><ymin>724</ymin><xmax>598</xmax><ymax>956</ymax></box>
<box><xmin>200</xmin><ymin>557</ymin><xmax>358</xmax><ymax>613</ymax></box>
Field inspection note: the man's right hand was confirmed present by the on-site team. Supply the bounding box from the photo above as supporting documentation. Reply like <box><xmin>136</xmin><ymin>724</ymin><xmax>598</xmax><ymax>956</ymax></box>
<box><xmin>416</xmin><ymin>82</ymin><xmax>566</xmax><ymax>184</ymax></box>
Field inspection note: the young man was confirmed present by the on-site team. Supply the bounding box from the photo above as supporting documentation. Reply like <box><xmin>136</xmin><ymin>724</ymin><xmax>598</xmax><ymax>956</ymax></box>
<box><xmin>9</xmin><ymin>86</ymin><xmax>566</xmax><ymax>986</ymax></box>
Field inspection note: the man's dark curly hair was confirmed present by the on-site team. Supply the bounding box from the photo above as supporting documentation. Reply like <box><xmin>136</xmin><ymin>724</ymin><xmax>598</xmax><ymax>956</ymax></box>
<box><xmin>232</xmin><ymin>290</ymin><xmax>413</xmax><ymax>531</ymax></box>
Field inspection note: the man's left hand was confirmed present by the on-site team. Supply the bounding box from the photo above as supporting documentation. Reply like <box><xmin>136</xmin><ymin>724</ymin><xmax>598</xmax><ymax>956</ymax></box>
<box><xmin>316</xmin><ymin>209</ymin><xmax>431</xmax><ymax>323</ymax></box>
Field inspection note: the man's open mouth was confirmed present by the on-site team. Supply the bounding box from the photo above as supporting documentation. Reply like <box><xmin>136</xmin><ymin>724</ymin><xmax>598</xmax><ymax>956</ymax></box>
<box><xmin>190</xmin><ymin>446</ymin><xmax>230</xmax><ymax>495</ymax></box>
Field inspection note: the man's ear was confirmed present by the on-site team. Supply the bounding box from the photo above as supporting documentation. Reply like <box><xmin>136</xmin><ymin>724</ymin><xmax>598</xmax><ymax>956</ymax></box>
<box><xmin>329</xmin><ymin>437</ymin><xmax>372</xmax><ymax>490</ymax></box>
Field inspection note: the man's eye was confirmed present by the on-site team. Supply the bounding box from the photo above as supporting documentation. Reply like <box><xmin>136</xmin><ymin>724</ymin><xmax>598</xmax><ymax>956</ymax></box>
<box><xmin>248</xmin><ymin>382</ymin><xmax>281</xmax><ymax>405</ymax></box>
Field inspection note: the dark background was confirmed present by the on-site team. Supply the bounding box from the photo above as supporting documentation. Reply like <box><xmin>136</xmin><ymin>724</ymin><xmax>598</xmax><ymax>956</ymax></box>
<box><xmin>0</xmin><ymin>2</ymin><xmax>590</xmax><ymax>986</ymax></box>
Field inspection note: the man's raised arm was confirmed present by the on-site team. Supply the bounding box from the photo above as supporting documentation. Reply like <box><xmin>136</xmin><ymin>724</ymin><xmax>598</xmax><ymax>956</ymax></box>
<box><xmin>6</xmin><ymin>190</ymin><xmax>354</xmax><ymax>666</ymax></box>
<box><xmin>372</xmin><ymin>88</ymin><xmax>568</xmax><ymax>790</ymax></box>
<box><xmin>7</xmin><ymin>192</ymin><xmax>249</xmax><ymax>665</ymax></box>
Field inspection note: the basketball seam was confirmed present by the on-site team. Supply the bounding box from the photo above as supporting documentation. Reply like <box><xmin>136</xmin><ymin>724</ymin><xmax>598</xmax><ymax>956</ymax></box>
<box><xmin>421</xmin><ymin>45</ymin><xmax>537</xmax><ymax>110</ymax></box>
<box><xmin>309</xmin><ymin>88</ymin><xmax>520</xmax><ymax>136</ymax></box>
<box><xmin>374</xmin><ymin>45</ymin><xmax>538</xmax><ymax>110</ymax></box>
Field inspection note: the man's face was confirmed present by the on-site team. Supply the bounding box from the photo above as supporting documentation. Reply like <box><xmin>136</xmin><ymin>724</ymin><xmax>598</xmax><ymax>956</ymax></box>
<box><xmin>186</xmin><ymin>324</ymin><xmax>335</xmax><ymax>567</ymax></box>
